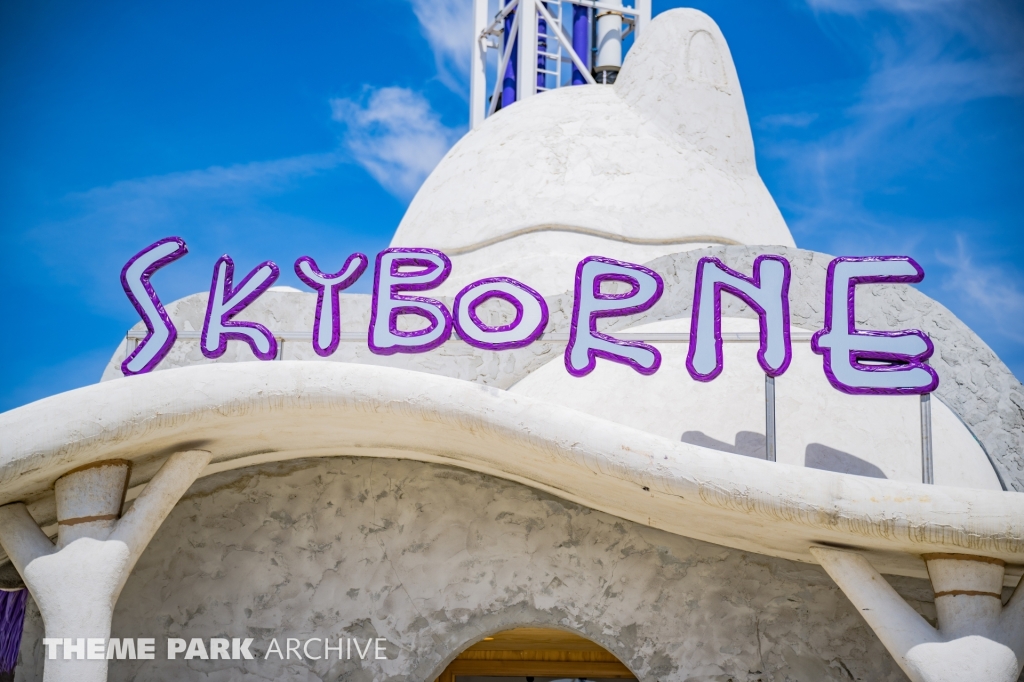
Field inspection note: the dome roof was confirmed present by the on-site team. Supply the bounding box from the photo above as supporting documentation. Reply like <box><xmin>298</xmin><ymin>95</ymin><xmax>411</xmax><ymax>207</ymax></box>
<box><xmin>392</xmin><ymin>9</ymin><xmax>795</xmax><ymax>294</ymax></box>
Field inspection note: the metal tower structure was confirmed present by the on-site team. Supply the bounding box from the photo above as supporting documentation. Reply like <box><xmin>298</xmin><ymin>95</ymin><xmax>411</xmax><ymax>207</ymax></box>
<box><xmin>470</xmin><ymin>0</ymin><xmax>652</xmax><ymax>129</ymax></box>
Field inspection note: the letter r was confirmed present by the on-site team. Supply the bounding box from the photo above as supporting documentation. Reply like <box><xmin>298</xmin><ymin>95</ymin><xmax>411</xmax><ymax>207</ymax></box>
<box><xmin>565</xmin><ymin>256</ymin><xmax>664</xmax><ymax>377</ymax></box>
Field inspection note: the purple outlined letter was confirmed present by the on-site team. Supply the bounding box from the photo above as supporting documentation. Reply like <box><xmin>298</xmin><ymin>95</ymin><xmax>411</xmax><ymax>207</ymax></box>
<box><xmin>295</xmin><ymin>253</ymin><xmax>369</xmax><ymax>356</ymax></box>
<box><xmin>120</xmin><ymin>236</ymin><xmax>189</xmax><ymax>376</ymax></box>
<box><xmin>453</xmin><ymin>277</ymin><xmax>549</xmax><ymax>350</ymax></box>
<box><xmin>201</xmin><ymin>255</ymin><xmax>280</xmax><ymax>361</ymax></box>
<box><xmin>686</xmin><ymin>255</ymin><xmax>792</xmax><ymax>382</ymax></box>
<box><xmin>811</xmin><ymin>256</ymin><xmax>939</xmax><ymax>395</ymax></box>
<box><xmin>565</xmin><ymin>256</ymin><xmax>664</xmax><ymax>377</ymax></box>
<box><xmin>368</xmin><ymin>248</ymin><xmax>453</xmax><ymax>355</ymax></box>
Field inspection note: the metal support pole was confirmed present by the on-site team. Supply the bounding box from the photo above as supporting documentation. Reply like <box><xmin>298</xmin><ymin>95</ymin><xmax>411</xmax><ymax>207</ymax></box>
<box><xmin>517</xmin><ymin>0</ymin><xmax>538</xmax><ymax>101</ymax></box>
<box><xmin>537</xmin><ymin>4</ymin><xmax>547</xmax><ymax>89</ymax></box>
<box><xmin>921</xmin><ymin>393</ymin><xmax>933</xmax><ymax>484</ymax></box>
<box><xmin>571</xmin><ymin>3</ymin><xmax>590</xmax><ymax>85</ymax></box>
<box><xmin>634</xmin><ymin>0</ymin><xmax>652</xmax><ymax>34</ymax></box>
<box><xmin>469</xmin><ymin>0</ymin><xmax>490</xmax><ymax>129</ymax></box>
<box><xmin>765</xmin><ymin>375</ymin><xmax>777</xmax><ymax>462</ymax></box>
<box><xmin>502</xmin><ymin>2</ymin><xmax>519</xmax><ymax>109</ymax></box>
<box><xmin>536</xmin><ymin>0</ymin><xmax>596</xmax><ymax>85</ymax></box>
<box><xmin>489</xmin><ymin>7</ymin><xmax>521</xmax><ymax>117</ymax></box>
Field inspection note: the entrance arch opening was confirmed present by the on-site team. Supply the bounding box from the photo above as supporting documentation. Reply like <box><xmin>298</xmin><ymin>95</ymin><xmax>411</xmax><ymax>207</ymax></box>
<box><xmin>434</xmin><ymin>627</ymin><xmax>636</xmax><ymax>681</ymax></box>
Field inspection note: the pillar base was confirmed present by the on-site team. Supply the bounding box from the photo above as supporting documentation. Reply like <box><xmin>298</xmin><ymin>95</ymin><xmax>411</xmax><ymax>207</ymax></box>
<box><xmin>812</xmin><ymin>547</ymin><xmax>1024</xmax><ymax>682</ymax></box>
<box><xmin>0</xmin><ymin>451</ymin><xmax>211</xmax><ymax>682</ymax></box>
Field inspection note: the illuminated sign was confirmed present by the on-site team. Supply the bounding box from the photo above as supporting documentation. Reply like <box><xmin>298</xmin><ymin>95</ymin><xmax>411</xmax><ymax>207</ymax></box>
<box><xmin>120</xmin><ymin>237</ymin><xmax>939</xmax><ymax>395</ymax></box>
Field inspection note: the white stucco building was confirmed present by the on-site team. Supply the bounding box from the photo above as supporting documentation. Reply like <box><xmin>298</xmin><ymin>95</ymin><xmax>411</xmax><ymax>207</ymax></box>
<box><xmin>1</xmin><ymin>6</ymin><xmax>1022</xmax><ymax>682</ymax></box>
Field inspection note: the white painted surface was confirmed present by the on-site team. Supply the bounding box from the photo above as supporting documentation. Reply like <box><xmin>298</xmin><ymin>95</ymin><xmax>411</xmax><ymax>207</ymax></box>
<box><xmin>428</xmin><ymin>231</ymin><xmax>718</xmax><ymax>297</ymax></box>
<box><xmin>931</xmin><ymin>396</ymin><xmax>1002</xmax><ymax>489</ymax></box>
<box><xmin>511</xmin><ymin>317</ymin><xmax>1001</xmax><ymax>488</ymax></box>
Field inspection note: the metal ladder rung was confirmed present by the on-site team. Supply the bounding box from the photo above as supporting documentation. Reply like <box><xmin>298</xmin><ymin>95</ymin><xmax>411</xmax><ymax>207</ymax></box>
<box><xmin>536</xmin><ymin>3</ymin><xmax>565</xmax><ymax>93</ymax></box>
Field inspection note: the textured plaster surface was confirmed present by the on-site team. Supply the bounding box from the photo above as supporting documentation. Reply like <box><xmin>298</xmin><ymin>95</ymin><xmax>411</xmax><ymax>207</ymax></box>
<box><xmin>424</xmin><ymin>232</ymin><xmax>718</xmax><ymax>298</ymax></box>
<box><xmin>94</xmin><ymin>245</ymin><xmax>1023</xmax><ymax>493</ymax></box>
<box><xmin>6</xmin><ymin>360</ymin><xmax>1024</xmax><ymax>582</ymax></box>
<box><xmin>100</xmin><ymin>290</ymin><xmax>566</xmax><ymax>390</ymax></box>
<box><xmin>14</xmin><ymin>457</ymin><xmax>933</xmax><ymax>681</ymax></box>
<box><xmin>0</xmin><ymin>451</ymin><xmax>211</xmax><ymax>682</ymax></box>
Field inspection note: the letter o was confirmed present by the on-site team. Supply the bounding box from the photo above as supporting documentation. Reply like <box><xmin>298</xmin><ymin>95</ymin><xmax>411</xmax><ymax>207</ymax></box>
<box><xmin>454</xmin><ymin>277</ymin><xmax>548</xmax><ymax>350</ymax></box>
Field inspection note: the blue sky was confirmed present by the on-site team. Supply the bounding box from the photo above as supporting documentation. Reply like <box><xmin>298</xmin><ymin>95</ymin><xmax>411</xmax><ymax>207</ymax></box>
<box><xmin>1</xmin><ymin>0</ymin><xmax>1021</xmax><ymax>411</ymax></box>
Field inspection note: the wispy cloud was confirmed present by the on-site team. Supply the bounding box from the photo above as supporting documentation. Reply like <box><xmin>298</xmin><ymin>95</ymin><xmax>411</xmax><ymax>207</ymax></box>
<box><xmin>331</xmin><ymin>86</ymin><xmax>464</xmax><ymax>200</ymax></box>
<box><xmin>76</xmin><ymin>152</ymin><xmax>342</xmax><ymax>200</ymax></box>
<box><xmin>806</xmin><ymin>0</ymin><xmax>981</xmax><ymax>17</ymax></box>
<box><xmin>408</xmin><ymin>0</ymin><xmax>474</xmax><ymax>94</ymax></box>
<box><xmin>765</xmin><ymin>0</ymin><xmax>1024</xmax><ymax>239</ymax></box>
<box><xmin>757</xmin><ymin>112</ymin><xmax>819</xmax><ymax>130</ymax></box>
<box><xmin>67</xmin><ymin>151</ymin><xmax>343</xmax><ymax>232</ymax></box>
<box><xmin>27</xmin><ymin>150</ymin><xmax>363</xmax><ymax>316</ymax></box>
<box><xmin>938</xmin><ymin>236</ymin><xmax>1024</xmax><ymax>343</ymax></box>
<box><xmin>27</xmin><ymin>85</ymin><xmax>463</xmax><ymax>321</ymax></box>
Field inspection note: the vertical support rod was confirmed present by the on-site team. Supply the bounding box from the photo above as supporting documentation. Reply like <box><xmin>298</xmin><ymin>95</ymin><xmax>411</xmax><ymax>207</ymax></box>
<box><xmin>501</xmin><ymin>3</ymin><xmax>518</xmax><ymax>109</ymax></box>
<box><xmin>517</xmin><ymin>0</ymin><xmax>537</xmax><ymax>101</ymax></box>
<box><xmin>537</xmin><ymin>3</ymin><xmax>547</xmax><ymax>89</ymax></box>
<box><xmin>634</xmin><ymin>0</ymin><xmax>652</xmax><ymax>34</ymax></box>
<box><xmin>469</xmin><ymin>0</ymin><xmax>489</xmax><ymax>129</ymax></box>
<box><xmin>921</xmin><ymin>393</ymin><xmax>933</xmax><ymax>484</ymax></box>
<box><xmin>571</xmin><ymin>3</ymin><xmax>589</xmax><ymax>85</ymax></box>
<box><xmin>123</xmin><ymin>334</ymin><xmax>139</xmax><ymax>376</ymax></box>
<box><xmin>765</xmin><ymin>374</ymin><xmax>777</xmax><ymax>462</ymax></box>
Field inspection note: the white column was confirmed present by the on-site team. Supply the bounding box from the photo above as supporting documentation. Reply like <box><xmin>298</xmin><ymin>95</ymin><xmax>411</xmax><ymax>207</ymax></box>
<box><xmin>0</xmin><ymin>451</ymin><xmax>211</xmax><ymax>682</ymax></box>
<box><xmin>594</xmin><ymin>0</ymin><xmax>623</xmax><ymax>83</ymax></box>
<box><xmin>517</xmin><ymin>0</ymin><xmax>537</xmax><ymax>101</ymax></box>
<box><xmin>469</xmin><ymin>0</ymin><xmax>490</xmax><ymax>129</ymax></box>
<box><xmin>634</xmin><ymin>0</ymin><xmax>652</xmax><ymax>36</ymax></box>
<box><xmin>926</xmin><ymin>554</ymin><xmax>1005</xmax><ymax>640</ymax></box>
<box><xmin>811</xmin><ymin>547</ymin><xmax>1024</xmax><ymax>682</ymax></box>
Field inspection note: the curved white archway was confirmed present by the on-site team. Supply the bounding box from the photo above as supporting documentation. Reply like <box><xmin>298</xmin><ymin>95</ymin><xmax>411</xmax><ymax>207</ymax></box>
<box><xmin>2</xmin><ymin>361</ymin><xmax>1022</xmax><ymax>580</ymax></box>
